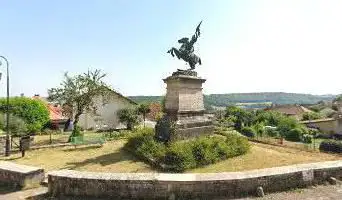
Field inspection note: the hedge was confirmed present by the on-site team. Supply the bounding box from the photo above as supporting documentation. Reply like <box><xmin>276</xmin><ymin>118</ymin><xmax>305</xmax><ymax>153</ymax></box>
<box><xmin>319</xmin><ymin>140</ymin><xmax>342</xmax><ymax>153</ymax></box>
<box><xmin>284</xmin><ymin>128</ymin><xmax>303</xmax><ymax>142</ymax></box>
<box><xmin>0</xmin><ymin>97</ymin><xmax>50</xmax><ymax>133</ymax></box>
<box><xmin>240</xmin><ymin>127</ymin><xmax>256</xmax><ymax>138</ymax></box>
<box><xmin>125</xmin><ymin>128</ymin><xmax>250</xmax><ymax>172</ymax></box>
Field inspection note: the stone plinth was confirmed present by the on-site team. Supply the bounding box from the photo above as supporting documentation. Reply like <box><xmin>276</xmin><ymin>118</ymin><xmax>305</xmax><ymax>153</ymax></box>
<box><xmin>155</xmin><ymin>73</ymin><xmax>213</xmax><ymax>141</ymax></box>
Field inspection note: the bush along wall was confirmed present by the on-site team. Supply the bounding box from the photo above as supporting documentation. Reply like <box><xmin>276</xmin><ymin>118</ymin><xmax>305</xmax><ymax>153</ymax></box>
<box><xmin>319</xmin><ymin>140</ymin><xmax>342</xmax><ymax>153</ymax></box>
<box><xmin>0</xmin><ymin>97</ymin><xmax>50</xmax><ymax>133</ymax></box>
<box><xmin>125</xmin><ymin>128</ymin><xmax>250</xmax><ymax>172</ymax></box>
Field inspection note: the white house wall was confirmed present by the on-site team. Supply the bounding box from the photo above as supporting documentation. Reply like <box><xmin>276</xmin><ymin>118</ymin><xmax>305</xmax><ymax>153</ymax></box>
<box><xmin>78</xmin><ymin>93</ymin><xmax>136</xmax><ymax>130</ymax></box>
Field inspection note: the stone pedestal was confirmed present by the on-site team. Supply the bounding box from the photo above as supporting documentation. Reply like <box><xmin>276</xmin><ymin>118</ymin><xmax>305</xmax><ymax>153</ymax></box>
<box><xmin>155</xmin><ymin>72</ymin><xmax>213</xmax><ymax>141</ymax></box>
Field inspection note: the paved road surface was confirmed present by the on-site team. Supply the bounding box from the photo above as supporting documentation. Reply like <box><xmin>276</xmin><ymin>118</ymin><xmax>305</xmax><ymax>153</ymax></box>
<box><xmin>237</xmin><ymin>184</ymin><xmax>342</xmax><ymax>200</ymax></box>
<box><xmin>2</xmin><ymin>184</ymin><xmax>342</xmax><ymax>200</ymax></box>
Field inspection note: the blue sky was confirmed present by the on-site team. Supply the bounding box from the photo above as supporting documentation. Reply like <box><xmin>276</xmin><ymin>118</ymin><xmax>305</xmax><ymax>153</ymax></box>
<box><xmin>1</xmin><ymin>0</ymin><xmax>342</xmax><ymax>97</ymax></box>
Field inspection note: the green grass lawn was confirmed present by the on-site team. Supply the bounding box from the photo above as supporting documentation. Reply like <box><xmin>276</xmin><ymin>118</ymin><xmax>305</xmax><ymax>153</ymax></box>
<box><xmin>250</xmin><ymin>136</ymin><xmax>326</xmax><ymax>152</ymax></box>
<box><xmin>9</xmin><ymin>132</ymin><xmax>105</xmax><ymax>147</ymax></box>
<box><xmin>1</xmin><ymin>139</ymin><xmax>341</xmax><ymax>173</ymax></box>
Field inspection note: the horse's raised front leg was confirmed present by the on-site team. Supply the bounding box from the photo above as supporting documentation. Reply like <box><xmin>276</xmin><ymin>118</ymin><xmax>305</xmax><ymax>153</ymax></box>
<box><xmin>172</xmin><ymin>48</ymin><xmax>181</xmax><ymax>59</ymax></box>
<box><xmin>167</xmin><ymin>48</ymin><xmax>175</xmax><ymax>57</ymax></box>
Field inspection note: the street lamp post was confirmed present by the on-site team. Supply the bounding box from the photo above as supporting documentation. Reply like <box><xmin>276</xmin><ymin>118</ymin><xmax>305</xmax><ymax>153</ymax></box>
<box><xmin>0</xmin><ymin>56</ymin><xmax>10</xmax><ymax>156</ymax></box>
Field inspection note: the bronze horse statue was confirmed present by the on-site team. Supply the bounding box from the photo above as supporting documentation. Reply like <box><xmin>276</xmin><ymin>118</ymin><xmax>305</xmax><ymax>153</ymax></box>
<box><xmin>167</xmin><ymin>21</ymin><xmax>202</xmax><ymax>70</ymax></box>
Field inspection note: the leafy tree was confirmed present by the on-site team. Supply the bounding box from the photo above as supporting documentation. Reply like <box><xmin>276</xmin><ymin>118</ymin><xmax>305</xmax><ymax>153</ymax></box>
<box><xmin>118</xmin><ymin>108</ymin><xmax>140</xmax><ymax>130</ymax></box>
<box><xmin>252</xmin><ymin>122</ymin><xmax>265</xmax><ymax>137</ymax></box>
<box><xmin>224</xmin><ymin>106</ymin><xmax>255</xmax><ymax>130</ymax></box>
<box><xmin>0</xmin><ymin>97</ymin><xmax>50</xmax><ymax>133</ymax></box>
<box><xmin>277</xmin><ymin>117</ymin><xmax>299</xmax><ymax>138</ymax></box>
<box><xmin>301</xmin><ymin>112</ymin><xmax>323</xmax><ymax>121</ymax></box>
<box><xmin>255</xmin><ymin>110</ymin><xmax>285</xmax><ymax>126</ymax></box>
<box><xmin>48</xmin><ymin>69</ymin><xmax>109</xmax><ymax>136</ymax></box>
<box><xmin>137</xmin><ymin>103</ymin><xmax>151</xmax><ymax>127</ymax></box>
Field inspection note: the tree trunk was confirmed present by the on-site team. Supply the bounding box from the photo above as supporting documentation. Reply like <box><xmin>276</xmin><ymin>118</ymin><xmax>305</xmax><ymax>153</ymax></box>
<box><xmin>73</xmin><ymin>112</ymin><xmax>81</xmax><ymax>128</ymax></box>
<box><xmin>143</xmin><ymin>114</ymin><xmax>146</xmax><ymax>128</ymax></box>
<box><xmin>68</xmin><ymin>112</ymin><xmax>82</xmax><ymax>142</ymax></box>
<box><xmin>127</xmin><ymin>122</ymin><xmax>131</xmax><ymax>130</ymax></box>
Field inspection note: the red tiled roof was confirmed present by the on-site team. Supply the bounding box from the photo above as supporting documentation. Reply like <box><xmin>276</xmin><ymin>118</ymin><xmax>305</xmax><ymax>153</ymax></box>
<box><xmin>48</xmin><ymin>104</ymin><xmax>67</xmax><ymax>121</ymax></box>
<box><xmin>32</xmin><ymin>95</ymin><xmax>67</xmax><ymax>121</ymax></box>
<box><xmin>265</xmin><ymin>105</ymin><xmax>311</xmax><ymax>115</ymax></box>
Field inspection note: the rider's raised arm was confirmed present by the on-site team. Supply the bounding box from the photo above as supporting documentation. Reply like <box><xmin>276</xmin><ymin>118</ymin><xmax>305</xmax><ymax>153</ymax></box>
<box><xmin>190</xmin><ymin>34</ymin><xmax>198</xmax><ymax>45</ymax></box>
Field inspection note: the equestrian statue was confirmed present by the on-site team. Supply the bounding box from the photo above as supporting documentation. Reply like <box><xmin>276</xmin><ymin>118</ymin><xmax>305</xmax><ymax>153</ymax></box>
<box><xmin>167</xmin><ymin>21</ymin><xmax>202</xmax><ymax>71</ymax></box>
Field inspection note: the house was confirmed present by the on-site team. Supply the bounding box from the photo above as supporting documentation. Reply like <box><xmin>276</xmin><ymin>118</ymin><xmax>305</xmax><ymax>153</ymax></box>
<box><xmin>32</xmin><ymin>95</ymin><xmax>68</xmax><ymax>129</ymax></box>
<box><xmin>300</xmin><ymin>102</ymin><xmax>342</xmax><ymax>134</ymax></box>
<box><xmin>264</xmin><ymin>104</ymin><xmax>312</xmax><ymax>120</ymax></box>
<box><xmin>77</xmin><ymin>88</ymin><xmax>137</xmax><ymax>130</ymax></box>
<box><xmin>301</xmin><ymin>117</ymin><xmax>342</xmax><ymax>134</ymax></box>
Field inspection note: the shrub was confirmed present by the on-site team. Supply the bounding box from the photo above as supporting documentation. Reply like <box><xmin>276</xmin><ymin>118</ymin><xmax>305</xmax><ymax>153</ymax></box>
<box><xmin>71</xmin><ymin>125</ymin><xmax>83</xmax><ymax>137</ymax></box>
<box><xmin>251</xmin><ymin>123</ymin><xmax>264</xmax><ymax>137</ymax></box>
<box><xmin>117</xmin><ymin>108</ymin><xmax>140</xmax><ymax>130</ymax></box>
<box><xmin>277</xmin><ymin>117</ymin><xmax>300</xmax><ymax>138</ymax></box>
<box><xmin>255</xmin><ymin>111</ymin><xmax>284</xmax><ymax>127</ymax></box>
<box><xmin>319</xmin><ymin>140</ymin><xmax>342</xmax><ymax>153</ymax></box>
<box><xmin>0</xmin><ymin>97</ymin><xmax>50</xmax><ymax>133</ymax></box>
<box><xmin>0</xmin><ymin>113</ymin><xmax>27</xmax><ymax>137</ymax></box>
<box><xmin>128</xmin><ymin>127</ymin><xmax>165</xmax><ymax>160</ymax></box>
<box><xmin>125</xmin><ymin>128</ymin><xmax>250</xmax><ymax>172</ymax></box>
<box><xmin>164</xmin><ymin>142</ymin><xmax>196</xmax><ymax>172</ymax></box>
<box><xmin>125</xmin><ymin>127</ymin><xmax>155</xmax><ymax>150</ymax></box>
<box><xmin>225</xmin><ymin>133</ymin><xmax>250</xmax><ymax>156</ymax></box>
<box><xmin>136</xmin><ymin>137</ymin><xmax>166</xmax><ymax>161</ymax></box>
<box><xmin>302</xmin><ymin>112</ymin><xmax>323</xmax><ymax>121</ymax></box>
<box><xmin>191</xmin><ymin>137</ymin><xmax>220</xmax><ymax>166</ymax></box>
<box><xmin>241</xmin><ymin>127</ymin><xmax>256</xmax><ymax>138</ymax></box>
<box><xmin>285</xmin><ymin>128</ymin><xmax>303</xmax><ymax>142</ymax></box>
<box><xmin>104</xmin><ymin>131</ymin><xmax>128</xmax><ymax>141</ymax></box>
<box><xmin>265</xmin><ymin>128</ymin><xmax>279</xmax><ymax>137</ymax></box>
<box><xmin>302</xmin><ymin>134</ymin><xmax>313</xmax><ymax>144</ymax></box>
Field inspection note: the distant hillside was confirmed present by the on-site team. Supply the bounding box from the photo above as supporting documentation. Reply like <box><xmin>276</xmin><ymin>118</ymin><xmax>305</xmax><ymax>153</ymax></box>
<box><xmin>129</xmin><ymin>93</ymin><xmax>336</xmax><ymax>109</ymax></box>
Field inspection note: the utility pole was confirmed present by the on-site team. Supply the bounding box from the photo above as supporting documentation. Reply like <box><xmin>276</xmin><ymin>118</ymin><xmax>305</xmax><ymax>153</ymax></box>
<box><xmin>0</xmin><ymin>56</ymin><xmax>10</xmax><ymax>156</ymax></box>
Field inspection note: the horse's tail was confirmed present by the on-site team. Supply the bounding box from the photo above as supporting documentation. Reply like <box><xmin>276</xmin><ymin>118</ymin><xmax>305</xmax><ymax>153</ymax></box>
<box><xmin>199</xmin><ymin>58</ymin><xmax>202</xmax><ymax>65</ymax></box>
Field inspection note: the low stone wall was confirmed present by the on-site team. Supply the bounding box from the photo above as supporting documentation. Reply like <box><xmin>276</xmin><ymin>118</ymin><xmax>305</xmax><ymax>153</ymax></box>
<box><xmin>48</xmin><ymin>160</ymin><xmax>342</xmax><ymax>199</ymax></box>
<box><xmin>0</xmin><ymin>161</ymin><xmax>44</xmax><ymax>189</ymax></box>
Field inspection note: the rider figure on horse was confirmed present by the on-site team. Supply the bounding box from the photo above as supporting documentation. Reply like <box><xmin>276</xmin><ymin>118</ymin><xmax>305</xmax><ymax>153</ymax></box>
<box><xmin>167</xmin><ymin>21</ymin><xmax>202</xmax><ymax>70</ymax></box>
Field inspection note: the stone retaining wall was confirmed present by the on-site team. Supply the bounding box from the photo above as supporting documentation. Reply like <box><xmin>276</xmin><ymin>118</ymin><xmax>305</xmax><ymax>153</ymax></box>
<box><xmin>48</xmin><ymin>160</ymin><xmax>342</xmax><ymax>199</ymax></box>
<box><xmin>0</xmin><ymin>161</ymin><xmax>44</xmax><ymax>189</ymax></box>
